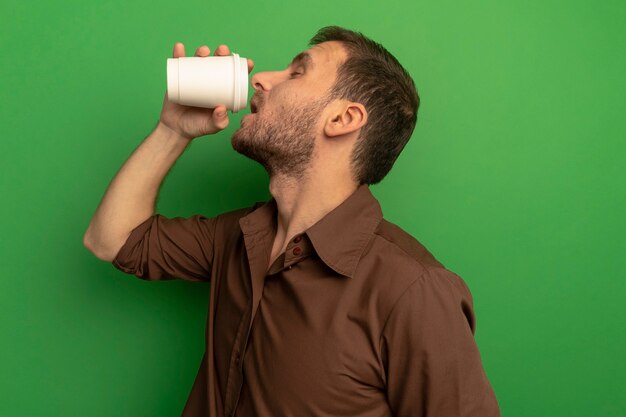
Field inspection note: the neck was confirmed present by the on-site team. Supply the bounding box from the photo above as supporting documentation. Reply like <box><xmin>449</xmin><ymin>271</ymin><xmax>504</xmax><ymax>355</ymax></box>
<box><xmin>268</xmin><ymin>172</ymin><xmax>359</xmax><ymax>246</ymax></box>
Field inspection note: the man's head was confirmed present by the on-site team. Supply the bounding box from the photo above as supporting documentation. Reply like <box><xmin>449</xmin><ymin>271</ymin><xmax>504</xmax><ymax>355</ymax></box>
<box><xmin>231</xmin><ymin>25</ymin><xmax>420</xmax><ymax>186</ymax></box>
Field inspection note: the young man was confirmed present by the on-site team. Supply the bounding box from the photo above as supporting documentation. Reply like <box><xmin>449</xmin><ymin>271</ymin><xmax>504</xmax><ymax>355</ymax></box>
<box><xmin>84</xmin><ymin>25</ymin><xmax>500</xmax><ymax>417</ymax></box>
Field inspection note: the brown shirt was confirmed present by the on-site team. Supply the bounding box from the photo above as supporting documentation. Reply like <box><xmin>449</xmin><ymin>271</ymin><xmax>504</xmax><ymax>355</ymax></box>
<box><xmin>112</xmin><ymin>184</ymin><xmax>500</xmax><ymax>417</ymax></box>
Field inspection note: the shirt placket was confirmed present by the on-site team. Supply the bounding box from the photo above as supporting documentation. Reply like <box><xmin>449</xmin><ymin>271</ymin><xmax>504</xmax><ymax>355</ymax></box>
<box><xmin>223</xmin><ymin>302</ymin><xmax>251</xmax><ymax>417</ymax></box>
<box><xmin>224</xmin><ymin>230</ymin><xmax>312</xmax><ymax>417</ymax></box>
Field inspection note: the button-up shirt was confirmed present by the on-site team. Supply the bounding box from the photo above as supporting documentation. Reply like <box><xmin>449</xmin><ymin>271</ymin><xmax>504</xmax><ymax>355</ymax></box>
<box><xmin>112</xmin><ymin>184</ymin><xmax>500</xmax><ymax>417</ymax></box>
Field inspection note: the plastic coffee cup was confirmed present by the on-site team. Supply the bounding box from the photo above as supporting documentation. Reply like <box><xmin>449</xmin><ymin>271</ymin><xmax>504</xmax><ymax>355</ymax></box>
<box><xmin>167</xmin><ymin>53</ymin><xmax>248</xmax><ymax>113</ymax></box>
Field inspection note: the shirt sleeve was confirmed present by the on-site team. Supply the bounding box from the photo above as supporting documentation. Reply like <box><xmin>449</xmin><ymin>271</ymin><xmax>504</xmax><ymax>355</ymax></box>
<box><xmin>111</xmin><ymin>213</ymin><xmax>218</xmax><ymax>282</ymax></box>
<box><xmin>380</xmin><ymin>267</ymin><xmax>500</xmax><ymax>417</ymax></box>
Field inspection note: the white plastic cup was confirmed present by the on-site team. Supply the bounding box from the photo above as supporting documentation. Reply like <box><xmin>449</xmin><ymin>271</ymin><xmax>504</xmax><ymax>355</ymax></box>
<box><xmin>167</xmin><ymin>53</ymin><xmax>248</xmax><ymax>112</ymax></box>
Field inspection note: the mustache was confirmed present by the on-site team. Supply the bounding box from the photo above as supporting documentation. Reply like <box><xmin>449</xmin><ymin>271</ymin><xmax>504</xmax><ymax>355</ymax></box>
<box><xmin>250</xmin><ymin>94</ymin><xmax>264</xmax><ymax>113</ymax></box>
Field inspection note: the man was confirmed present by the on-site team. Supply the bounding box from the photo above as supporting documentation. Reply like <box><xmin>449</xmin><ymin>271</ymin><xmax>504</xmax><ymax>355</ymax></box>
<box><xmin>84</xmin><ymin>25</ymin><xmax>500</xmax><ymax>417</ymax></box>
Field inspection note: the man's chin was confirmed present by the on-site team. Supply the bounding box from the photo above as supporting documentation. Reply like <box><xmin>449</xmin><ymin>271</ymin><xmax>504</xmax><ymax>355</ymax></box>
<box><xmin>230</xmin><ymin>131</ymin><xmax>255</xmax><ymax>155</ymax></box>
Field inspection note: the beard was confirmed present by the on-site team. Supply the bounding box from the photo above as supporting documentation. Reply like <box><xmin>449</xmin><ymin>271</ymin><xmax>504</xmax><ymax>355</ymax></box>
<box><xmin>231</xmin><ymin>94</ymin><xmax>331</xmax><ymax>180</ymax></box>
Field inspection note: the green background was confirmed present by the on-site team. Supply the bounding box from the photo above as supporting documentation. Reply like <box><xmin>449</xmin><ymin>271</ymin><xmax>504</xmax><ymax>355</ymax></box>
<box><xmin>1</xmin><ymin>0</ymin><xmax>624</xmax><ymax>415</ymax></box>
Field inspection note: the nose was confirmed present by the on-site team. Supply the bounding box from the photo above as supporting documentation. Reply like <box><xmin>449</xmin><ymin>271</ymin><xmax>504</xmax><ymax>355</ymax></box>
<box><xmin>251</xmin><ymin>69</ymin><xmax>287</xmax><ymax>93</ymax></box>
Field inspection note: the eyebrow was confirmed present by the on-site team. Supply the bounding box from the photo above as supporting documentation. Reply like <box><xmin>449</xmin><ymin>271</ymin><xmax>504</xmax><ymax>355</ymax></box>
<box><xmin>289</xmin><ymin>52</ymin><xmax>314</xmax><ymax>69</ymax></box>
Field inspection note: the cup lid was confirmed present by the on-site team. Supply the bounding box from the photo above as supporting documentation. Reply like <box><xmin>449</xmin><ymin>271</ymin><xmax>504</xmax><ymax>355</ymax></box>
<box><xmin>232</xmin><ymin>53</ymin><xmax>241</xmax><ymax>112</ymax></box>
<box><xmin>167</xmin><ymin>58</ymin><xmax>180</xmax><ymax>102</ymax></box>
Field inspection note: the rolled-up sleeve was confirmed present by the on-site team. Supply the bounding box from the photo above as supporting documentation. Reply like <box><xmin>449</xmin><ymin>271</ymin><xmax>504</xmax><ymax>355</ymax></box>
<box><xmin>380</xmin><ymin>267</ymin><xmax>500</xmax><ymax>417</ymax></box>
<box><xmin>111</xmin><ymin>213</ymin><xmax>218</xmax><ymax>282</ymax></box>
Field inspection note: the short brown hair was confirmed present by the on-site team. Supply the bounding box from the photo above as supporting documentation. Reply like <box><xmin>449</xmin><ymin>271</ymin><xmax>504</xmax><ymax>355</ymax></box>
<box><xmin>309</xmin><ymin>26</ymin><xmax>420</xmax><ymax>185</ymax></box>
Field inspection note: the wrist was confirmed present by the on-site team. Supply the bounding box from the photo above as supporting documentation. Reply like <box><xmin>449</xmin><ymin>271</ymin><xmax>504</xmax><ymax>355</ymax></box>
<box><xmin>156</xmin><ymin>121</ymin><xmax>193</xmax><ymax>142</ymax></box>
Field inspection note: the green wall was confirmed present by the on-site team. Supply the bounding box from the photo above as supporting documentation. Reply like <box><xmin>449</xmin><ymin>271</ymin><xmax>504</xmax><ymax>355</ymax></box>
<box><xmin>2</xmin><ymin>0</ymin><xmax>624</xmax><ymax>415</ymax></box>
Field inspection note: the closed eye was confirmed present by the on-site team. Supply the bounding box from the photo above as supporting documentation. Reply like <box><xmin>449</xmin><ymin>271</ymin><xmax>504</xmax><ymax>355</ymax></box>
<box><xmin>290</xmin><ymin>72</ymin><xmax>302</xmax><ymax>78</ymax></box>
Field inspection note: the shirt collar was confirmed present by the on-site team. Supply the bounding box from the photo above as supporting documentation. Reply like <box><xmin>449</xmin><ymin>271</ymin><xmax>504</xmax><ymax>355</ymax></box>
<box><xmin>239</xmin><ymin>184</ymin><xmax>383</xmax><ymax>278</ymax></box>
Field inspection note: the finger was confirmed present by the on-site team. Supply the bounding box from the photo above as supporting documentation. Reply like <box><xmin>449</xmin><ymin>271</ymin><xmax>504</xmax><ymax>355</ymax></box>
<box><xmin>247</xmin><ymin>58</ymin><xmax>254</xmax><ymax>73</ymax></box>
<box><xmin>195</xmin><ymin>45</ymin><xmax>210</xmax><ymax>57</ymax></box>
<box><xmin>213</xmin><ymin>105</ymin><xmax>229</xmax><ymax>127</ymax></box>
<box><xmin>213</xmin><ymin>104</ymin><xmax>228</xmax><ymax>116</ymax></box>
<box><xmin>214</xmin><ymin>44</ymin><xmax>230</xmax><ymax>56</ymax></box>
<box><xmin>173</xmin><ymin>42</ymin><xmax>185</xmax><ymax>58</ymax></box>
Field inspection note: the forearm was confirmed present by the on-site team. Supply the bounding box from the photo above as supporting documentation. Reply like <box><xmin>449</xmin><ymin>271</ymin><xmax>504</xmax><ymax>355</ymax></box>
<box><xmin>83</xmin><ymin>121</ymin><xmax>192</xmax><ymax>261</ymax></box>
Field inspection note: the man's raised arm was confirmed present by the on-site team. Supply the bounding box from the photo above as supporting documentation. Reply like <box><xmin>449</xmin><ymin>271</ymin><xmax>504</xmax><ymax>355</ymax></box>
<box><xmin>83</xmin><ymin>122</ymin><xmax>194</xmax><ymax>262</ymax></box>
<box><xmin>83</xmin><ymin>42</ymin><xmax>253</xmax><ymax>262</ymax></box>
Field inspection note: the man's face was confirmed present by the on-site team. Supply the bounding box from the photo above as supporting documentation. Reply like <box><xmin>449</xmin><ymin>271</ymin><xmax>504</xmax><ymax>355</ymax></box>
<box><xmin>231</xmin><ymin>41</ymin><xmax>347</xmax><ymax>179</ymax></box>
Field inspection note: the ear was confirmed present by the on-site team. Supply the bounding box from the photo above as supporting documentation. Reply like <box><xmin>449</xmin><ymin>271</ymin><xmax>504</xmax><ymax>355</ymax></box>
<box><xmin>323</xmin><ymin>102</ymin><xmax>368</xmax><ymax>138</ymax></box>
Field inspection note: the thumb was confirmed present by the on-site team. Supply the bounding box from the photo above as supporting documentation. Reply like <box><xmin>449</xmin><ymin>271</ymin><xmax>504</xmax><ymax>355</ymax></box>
<box><xmin>213</xmin><ymin>105</ymin><xmax>227</xmax><ymax>119</ymax></box>
<box><xmin>213</xmin><ymin>106</ymin><xmax>229</xmax><ymax>128</ymax></box>
<box><xmin>213</xmin><ymin>106</ymin><xmax>226</xmax><ymax>118</ymax></box>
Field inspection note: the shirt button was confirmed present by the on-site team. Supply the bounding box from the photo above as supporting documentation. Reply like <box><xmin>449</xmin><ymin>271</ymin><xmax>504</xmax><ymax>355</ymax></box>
<box><xmin>293</xmin><ymin>235</ymin><xmax>302</xmax><ymax>243</ymax></box>
<box><xmin>292</xmin><ymin>246</ymin><xmax>302</xmax><ymax>256</ymax></box>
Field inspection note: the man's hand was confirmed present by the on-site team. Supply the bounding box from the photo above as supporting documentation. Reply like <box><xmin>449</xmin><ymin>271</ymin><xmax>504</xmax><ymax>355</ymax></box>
<box><xmin>158</xmin><ymin>43</ymin><xmax>255</xmax><ymax>140</ymax></box>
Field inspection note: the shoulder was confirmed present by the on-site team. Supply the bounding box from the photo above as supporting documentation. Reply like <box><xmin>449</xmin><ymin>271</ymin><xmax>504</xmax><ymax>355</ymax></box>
<box><xmin>187</xmin><ymin>200</ymin><xmax>265</xmax><ymax>249</ymax></box>
<box><xmin>214</xmin><ymin>200</ymin><xmax>266</xmax><ymax>229</ymax></box>
<box><xmin>374</xmin><ymin>218</ymin><xmax>446</xmax><ymax>270</ymax></box>
<box><xmin>367</xmin><ymin>217</ymin><xmax>446</xmax><ymax>283</ymax></box>
<box><xmin>367</xmin><ymin>218</ymin><xmax>474</xmax><ymax>314</ymax></box>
